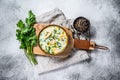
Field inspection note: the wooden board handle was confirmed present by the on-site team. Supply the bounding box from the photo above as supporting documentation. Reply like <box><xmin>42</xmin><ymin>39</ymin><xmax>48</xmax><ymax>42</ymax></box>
<box><xmin>74</xmin><ymin>39</ymin><xmax>109</xmax><ymax>50</ymax></box>
<box><xmin>74</xmin><ymin>39</ymin><xmax>94</xmax><ymax>50</ymax></box>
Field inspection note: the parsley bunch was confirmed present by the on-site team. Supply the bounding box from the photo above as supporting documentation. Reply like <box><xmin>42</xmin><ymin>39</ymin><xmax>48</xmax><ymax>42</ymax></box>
<box><xmin>16</xmin><ymin>10</ymin><xmax>38</xmax><ymax>65</ymax></box>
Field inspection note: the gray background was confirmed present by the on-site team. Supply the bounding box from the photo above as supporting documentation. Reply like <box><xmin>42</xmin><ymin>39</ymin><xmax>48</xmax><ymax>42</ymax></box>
<box><xmin>0</xmin><ymin>0</ymin><xmax>120</xmax><ymax>80</ymax></box>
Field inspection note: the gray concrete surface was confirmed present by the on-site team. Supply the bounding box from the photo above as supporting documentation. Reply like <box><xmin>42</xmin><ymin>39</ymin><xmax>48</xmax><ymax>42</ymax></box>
<box><xmin>0</xmin><ymin>0</ymin><xmax>120</xmax><ymax>80</ymax></box>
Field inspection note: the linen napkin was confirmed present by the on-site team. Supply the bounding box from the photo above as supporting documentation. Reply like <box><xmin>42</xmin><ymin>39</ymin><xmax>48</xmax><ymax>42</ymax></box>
<box><xmin>35</xmin><ymin>8</ymin><xmax>90</xmax><ymax>75</ymax></box>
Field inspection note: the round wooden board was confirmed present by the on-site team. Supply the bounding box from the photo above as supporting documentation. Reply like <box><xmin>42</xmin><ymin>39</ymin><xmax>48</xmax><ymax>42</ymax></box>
<box><xmin>33</xmin><ymin>24</ymin><xmax>74</xmax><ymax>57</ymax></box>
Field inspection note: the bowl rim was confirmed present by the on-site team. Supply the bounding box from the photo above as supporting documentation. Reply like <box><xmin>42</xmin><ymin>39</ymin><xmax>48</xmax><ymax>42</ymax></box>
<box><xmin>38</xmin><ymin>24</ymin><xmax>69</xmax><ymax>55</ymax></box>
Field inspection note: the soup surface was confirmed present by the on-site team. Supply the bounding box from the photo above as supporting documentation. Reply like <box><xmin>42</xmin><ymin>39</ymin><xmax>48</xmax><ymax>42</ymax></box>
<box><xmin>39</xmin><ymin>25</ymin><xmax>68</xmax><ymax>54</ymax></box>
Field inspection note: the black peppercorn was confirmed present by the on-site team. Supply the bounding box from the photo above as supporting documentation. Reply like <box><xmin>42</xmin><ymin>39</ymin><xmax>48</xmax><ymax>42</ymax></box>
<box><xmin>73</xmin><ymin>17</ymin><xmax>90</xmax><ymax>33</ymax></box>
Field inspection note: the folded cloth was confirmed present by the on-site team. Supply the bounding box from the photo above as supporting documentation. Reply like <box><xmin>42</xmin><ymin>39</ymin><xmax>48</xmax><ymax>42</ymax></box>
<box><xmin>35</xmin><ymin>8</ymin><xmax>90</xmax><ymax>75</ymax></box>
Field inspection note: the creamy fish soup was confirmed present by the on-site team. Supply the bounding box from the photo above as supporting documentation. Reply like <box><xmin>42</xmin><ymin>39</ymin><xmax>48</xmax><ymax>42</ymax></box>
<box><xmin>39</xmin><ymin>25</ymin><xmax>68</xmax><ymax>54</ymax></box>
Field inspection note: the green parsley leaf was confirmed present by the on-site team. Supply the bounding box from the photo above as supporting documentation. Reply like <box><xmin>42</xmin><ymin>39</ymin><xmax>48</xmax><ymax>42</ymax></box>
<box><xmin>16</xmin><ymin>10</ymin><xmax>38</xmax><ymax>65</ymax></box>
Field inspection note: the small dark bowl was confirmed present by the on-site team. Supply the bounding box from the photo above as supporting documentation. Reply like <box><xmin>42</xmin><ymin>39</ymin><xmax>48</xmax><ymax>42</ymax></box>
<box><xmin>73</xmin><ymin>17</ymin><xmax>90</xmax><ymax>33</ymax></box>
